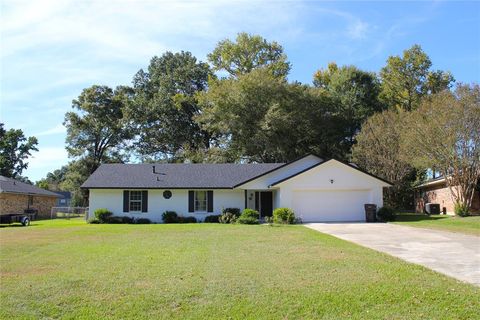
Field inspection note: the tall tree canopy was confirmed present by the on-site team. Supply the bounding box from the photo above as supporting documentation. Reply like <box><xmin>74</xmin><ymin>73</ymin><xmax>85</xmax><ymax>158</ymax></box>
<box><xmin>351</xmin><ymin>110</ymin><xmax>415</xmax><ymax>208</ymax></box>
<box><xmin>401</xmin><ymin>84</ymin><xmax>480</xmax><ymax>214</ymax></box>
<box><xmin>131</xmin><ymin>51</ymin><xmax>212</xmax><ymax>161</ymax></box>
<box><xmin>36</xmin><ymin>165</ymin><xmax>68</xmax><ymax>191</ymax></box>
<box><xmin>208</xmin><ymin>32</ymin><xmax>290</xmax><ymax>78</ymax></box>
<box><xmin>313</xmin><ymin>63</ymin><xmax>385</xmax><ymax>149</ymax></box>
<box><xmin>197</xmin><ymin>69</ymin><xmax>342</xmax><ymax>162</ymax></box>
<box><xmin>0</xmin><ymin>123</ymin><xmax>38</xmax><ymax>178</ymax></box>
<box><xmin>380</xmin><ymin>44</ymin><xmax>454</xmax><ymax>111</ymax></box>
<box><xmin>64</xmin><ymin>85</ymin><xmax>133</xmax><ymax>174</ymax></box>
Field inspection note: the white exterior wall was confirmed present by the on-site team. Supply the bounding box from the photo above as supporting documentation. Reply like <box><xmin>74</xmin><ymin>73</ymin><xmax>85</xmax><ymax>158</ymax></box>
<box><xmin>88</xmin><ymin>189</ymin><xmax>245</xmax><ymax>222</ymax></box>
<box><xmin>275</xmin><ymin>160</ymin><xmax>388</xmax><ymax>221</ymax></box>
<box><xmin>239</xmin><ymin>155</ymin><xmax>322</xmax><ymax>190</ymax></box>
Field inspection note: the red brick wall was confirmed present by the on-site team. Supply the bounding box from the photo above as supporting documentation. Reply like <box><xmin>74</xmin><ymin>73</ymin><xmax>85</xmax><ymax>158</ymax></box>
<box><xmin>0</xmin><ymin>193</ymin><xmax>57</xmax><ymax>218</ymax></box>
<box><xmin>415</xmin><ymin>183</ymin><xmax>480</xmax><ymax>214</ymax></box>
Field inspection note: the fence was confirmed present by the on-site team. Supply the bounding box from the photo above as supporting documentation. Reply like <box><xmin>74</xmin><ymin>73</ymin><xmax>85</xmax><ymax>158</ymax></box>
<box><xmin>50</xmin><ymin>207</ymin><xmax>89</xmax><ymax>220</ymax></box>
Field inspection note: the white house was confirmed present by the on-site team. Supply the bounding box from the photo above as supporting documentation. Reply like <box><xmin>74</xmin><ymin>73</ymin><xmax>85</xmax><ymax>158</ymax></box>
<box><xmin>81</xmin><ymin>154</ymin><xmax>391</xmax><ymax>222</ymax></box>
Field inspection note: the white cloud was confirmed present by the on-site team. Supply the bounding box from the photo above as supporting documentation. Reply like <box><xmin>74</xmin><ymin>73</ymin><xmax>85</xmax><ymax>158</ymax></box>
<box><xmin>35</xmin><ymin>124</ymin><xmax>66</xmax><ymax>136</ymax></box>
<box><xmin>25</xmin><ymin>146</ymin><xmax>68</xmax><ymax>181</ymax></box>
<box><xmin>347</xmin><ymin>20</ymin><xmax>369</xmax><ymax>40</ymax></box>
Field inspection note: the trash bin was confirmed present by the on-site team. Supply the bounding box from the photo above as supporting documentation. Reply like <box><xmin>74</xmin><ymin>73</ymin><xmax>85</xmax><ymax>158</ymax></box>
<box><xmin>364</xmin><ymin>204</ymin><xmax>377</xmax><ymax>222</ymax></box>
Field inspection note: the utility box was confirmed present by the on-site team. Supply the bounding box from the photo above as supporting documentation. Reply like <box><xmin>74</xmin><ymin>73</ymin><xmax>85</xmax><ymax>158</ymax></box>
<box><xmin>425</xmin><ymin>203</ymin><xmax>440</xmax><ymax>215</ymax></box>
<box><xmin>364</xmin><ymin>204</ymin><xmax>377</xmax><ymax>222</ymax></box>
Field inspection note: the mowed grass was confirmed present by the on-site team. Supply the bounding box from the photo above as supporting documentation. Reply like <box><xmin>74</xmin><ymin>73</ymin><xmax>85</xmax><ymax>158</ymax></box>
<box><xmin>1</xmin><ymin>219</ymin><xmax>479</xmax><ymax>319</ymax></box>
<box><xmin>393</xmin><ymin>214</ymin><xmax>480</xmax><ymax>236</ymax></box>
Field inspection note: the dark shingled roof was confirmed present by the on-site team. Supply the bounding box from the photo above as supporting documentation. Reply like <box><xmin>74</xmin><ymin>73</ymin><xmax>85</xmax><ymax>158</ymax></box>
<box><xmin>0</xmin><ymin>176</ymin><xmax>61</xmax><ymax>197</ymax></box>
<box><xmin>81</xmin><ymin>163</ymin><xmax>285</xmax><ymax>189</ymax></box>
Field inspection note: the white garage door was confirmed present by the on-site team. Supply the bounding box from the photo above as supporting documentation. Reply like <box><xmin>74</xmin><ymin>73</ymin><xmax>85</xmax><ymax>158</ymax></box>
<box><xmin>292</xmin><ymin>190</ymin><xmax>370</xmax><ymax>222</ymax></box>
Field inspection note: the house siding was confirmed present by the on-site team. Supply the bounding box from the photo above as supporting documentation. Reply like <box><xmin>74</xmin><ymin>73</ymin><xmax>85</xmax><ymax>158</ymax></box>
<box><xmin>0</xmin><ymin>193</ymin><xmax>57</xmax><ymax>218</ymax></box>
<box><xmin>88</xmin><ymin>189</ymin><xmax>245</xmax><ymax>222</ymax></box>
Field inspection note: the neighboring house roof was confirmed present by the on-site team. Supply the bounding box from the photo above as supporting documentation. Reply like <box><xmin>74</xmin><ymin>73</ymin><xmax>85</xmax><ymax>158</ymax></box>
<box><xmin>415</xmin><ymin>177</ymin><xmax>446</xmax><ymax>189</ymax></box>
<box><xmin>81</xmin><ymin>163</ymin><xmax>285</xmax><ymax>189</ymax></box>
<box><xmin>0</xmin><ymin>176</ymin><xmax>61</xmax><ymax>197</ymax></box>
<box><xmin>269</xmin><ymin>159</ymin><xmax>393</xmax><ymax>187</ymax></box>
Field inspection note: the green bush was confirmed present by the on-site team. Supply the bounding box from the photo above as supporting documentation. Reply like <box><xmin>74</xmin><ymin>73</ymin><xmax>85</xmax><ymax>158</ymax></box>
<box><xmin>377</xmin><ymin>206</ymin><xmax>396</xmax><ymax>222</ymax></box>
<box><xmin>236</xmin><ymin>216</ymin><xmax>259</xmax><ymax>225</ymax></box>
<box><xmin>105</xmin><ymin>216</ymin><xmax>124</xmax><ymax>224</ymax></box>
<box><xmin>136</xmin><ymin>218</ymin><xmax>151</xmax><ymax>224</ymax></box>
<box><xmin>94</xmin><ymin>208</ymin><xmax>113</xmax><ymax>223</ymax></box>
<box><xmin>219</xmin><ymin>212</ymin><xmax>237</xmax><ymax>224</ymax></box>
<box><xmin>178</xmin><ymin>216</ymin><xmax>197</xmax><ymax>223</ymax></box>
<box><xmin>236</xmin><ymin>209</ymin><xmax>260</xmax><ymax>224</ymax></box>
<box><xmin>162</xmin><ymin>211</ymin><xmax>179</xmax><ymax>223</ymax></box>
<box><xmin>273</xmin><ymin>208</ymin><xmax>296</xmax><ymax>224</ymax></box>
<box><xmin>222</xmin><ymin>207</ymin><xmax>241</xmax><ymax>217</ymax></box>
<box><xmin>121</xmin><ymin>216</ymin><xmax>135</xmax><ymax>224</ymax></box>
<box><xmin>454</xmin><ymin>202</ymin><xmax>470</xmax><ymax>217</ymax></box>
<box><xmin>204</xmin><ymin>215</ymin><xmax>220</xmax><ymax>223</ymax></box>
<box><xmin>241</xmin><ymin>209</ymin><xmax>259</xmax><ymax>219</ymax></box>
<box><xmin>87</xmin><ymin>218</ymin><xmax>100</xmax><ymax>224</ymax></box>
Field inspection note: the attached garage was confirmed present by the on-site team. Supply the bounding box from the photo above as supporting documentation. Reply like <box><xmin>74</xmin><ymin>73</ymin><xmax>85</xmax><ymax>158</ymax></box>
<box><xmin>292</xmin><ymin>189</ymin><xmax>371</xmax><ymax>222</ymax></box>
<box><xmin>270</xmin><ymin>159</ymin><xmax>392</xmax><ymax>222</ymax></box>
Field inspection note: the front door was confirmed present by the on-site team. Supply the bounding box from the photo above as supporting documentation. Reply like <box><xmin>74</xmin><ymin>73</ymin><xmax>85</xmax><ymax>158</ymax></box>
<box><xmin>260</xmin><ymin>191</ymin><xmax>273</xmax><ymax>217</ymax></box>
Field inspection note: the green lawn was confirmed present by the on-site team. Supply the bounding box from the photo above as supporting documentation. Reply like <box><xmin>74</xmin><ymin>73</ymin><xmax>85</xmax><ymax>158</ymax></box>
<box><xmin>393</xmin><ymin>214</ymin><xmax>480</xmax><ymax>236</ymax></box>
<box><xmin>1</xmin><ymin>219</ymin><xmax>478</xmax><ymax>319</ymax></box>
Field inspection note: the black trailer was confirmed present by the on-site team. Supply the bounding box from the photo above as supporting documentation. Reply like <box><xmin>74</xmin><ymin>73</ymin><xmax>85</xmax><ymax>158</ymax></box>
<box><xmin>0</xmin><ymin>209</ymin><xmax>37</xmax><ymax>226</ymax></box>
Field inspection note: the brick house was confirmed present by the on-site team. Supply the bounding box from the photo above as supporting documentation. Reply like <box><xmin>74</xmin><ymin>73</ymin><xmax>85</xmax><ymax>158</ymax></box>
<box><xmin>0</xmin><ymin>175</ymin><xmax>61</xmax><ymax>219</ymax></box>
<box><xmin>414</xmin><ymin>177</ymin><xmax>480</xmax><ymax>214</ymax></box>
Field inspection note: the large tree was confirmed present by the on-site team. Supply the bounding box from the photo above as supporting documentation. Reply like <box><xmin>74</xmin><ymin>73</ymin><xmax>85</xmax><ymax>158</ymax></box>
<box><xmin>197</xmin><ymin>69</ymin><xmax>342</xmax><ymax>162</ymax></box>
<box><xmin>36</xmin><ymin>165</ymin><xmax>68</xmax><ymax>191</ymax></box>
<box><xmin>0</xmin><ymin>123</ymin><xmax>38</xmax><ymax>178</ymax></box>
<box><xmin>208</xmin><ymin>32</ymin><xmax>290</xmax><ymax>78</ymax></box>
<box><xmin>401</xmin><ymin>84</ymin><xmax>480</xmax><ymax>215</ymax></box>
<box><xmin>351</xmin><ymin>110</ymin><xmax>416</xmax><ymax>208</ymax></box>
<box><xmin>380</xmin><ymin>44</ymin><xmax>454</xmax><ymax>111</ymax></box>
<box><xmin>64</xmin><ymin>85</ymin><xmax>133</xmax><ymax>175</ymax></box>
<box><xmin>313</xmin><ymin>63</ymin><xmax>385</xmax><ymax>150</ymax></box>
<box><xmin>131</xmin><ymin>51</ymin><xmax>212</xmax><ymax>161</ymax></box>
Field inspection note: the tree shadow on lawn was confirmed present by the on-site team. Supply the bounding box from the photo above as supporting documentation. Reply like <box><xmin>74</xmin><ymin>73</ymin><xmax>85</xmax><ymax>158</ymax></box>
<box><xmin>395</xmin><ymin>214</ymin><xmax>451</xmax><ymax>222</ymax></box>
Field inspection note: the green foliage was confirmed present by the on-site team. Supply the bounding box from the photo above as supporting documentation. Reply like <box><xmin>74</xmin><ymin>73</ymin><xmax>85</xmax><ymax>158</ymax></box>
<box><xmin>454</xmin><ymin>202</ymin><xmax>470</xmax><ymax>217</ymax></box>
<box><xmin>273</xmin><ymin>208</ymin><xmax>296</xmax><ymax>224</ymax></box>
<box><xmin>178</xmin><ymin>216</ymin><xmax>197</xmax><ymax>223</ymax></box>
<box><xmin>94</xmin><ymin>209</ymin><xmax>113</xmax><ymax>223</ymax></box>
<box><xmin>402</xmin><ymin>84</ymin><xmax>480</xmax><ymax>213</ymax></box>
<box><xmin>236</xmin><ymin>209</ymin><xmax>260</xmax><ymax>224</ymax></box>
<box><xmin>162</xmin><ymin>211</ymin><xmax>179</xmax><ymax>223</ymax></box>
<box><xmin>64</xmin><ymin>85</ymin><xmax>133</xmax><ymax>175</ymax></box>
<box><xmin>204</xmin><ymin>215</ymin><xmax>220</xmax><ymax>223</ymax></box>
<box><xmin>208</xmin><ymin>32</ymin><xmax>290</xmax><ymax>78</ymax></box>
<box><xmin>131</xmin><ymin>51</ymin><xmax>212</xmax><ymax>160</ymax></box>
<box><xmin>377</xmin><ymin>206</ymin><xmax>396</xmax><ymax>222</ymax></box>
<box><xmin>135</xmin><ymin>218</ymin><xmax>152</xmax><ymax>224</ymax></box>
<box><xmin>218</xmin><ymin>212</ymin><xmax>238</xmax><ymax>224</ymax></box>
<box><xmin>380</xmin><ymin>44</ymin><xmax>454</xmax><ymax>111</ymax></box>
<box><xmin>222</xmin><ymin>208</ymin><xmax>241</xmax><ymax>216</ymax></box>
<box><xmin>0</xmin><ymin>123</ymin><xmax>38</xmax><ymax>178</ymax></box>
<box><xmin>236</xmin><ymin>216</ymin><xmax>260</xmax><ymax>225</ymax></box>
<box><xmin>121</xmin><ymin>216</ymin><xmax>135</xmax><ymax>224</ymax></box>
<box><xmin>87</xmin><ymin>218</ymin><xmax>100</xmax><ymax>224</ymax></box>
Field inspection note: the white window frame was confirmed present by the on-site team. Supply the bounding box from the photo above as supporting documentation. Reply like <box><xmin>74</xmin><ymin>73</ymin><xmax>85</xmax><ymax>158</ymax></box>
<box><xmin>129</xmin><ymin>190</ymin><xmax>143</xmax><ymax>212</ymax></box>
<box><xmin>194</xmin><ymin>190</ymin><xmax>208</xmax><ymax>212</ymax></box>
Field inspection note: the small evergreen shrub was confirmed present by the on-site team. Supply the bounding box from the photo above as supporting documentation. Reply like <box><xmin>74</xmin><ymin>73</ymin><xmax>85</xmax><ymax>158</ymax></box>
<box><xmin>105</xmin><ymin>216</ymin><xmax>124</xmax><ymax>224</ymax></box>
<box><xmin>178</xmin><ymin>216</ymin><xmax>197</xmax><ymax>223</ymax></box>
<box><xmin>222</xmin><ymin>207</ymin><xmax>241</xmax><ymax>217</ymax></box>
<box><xmin>87</xmin><ymin>218</ymin><xmax>100</xmax><ymax>224</ymax></box>
<box><xmin>236</xmin><ymin>209</ymin><xmax>260</xmax><ymax>224</ymax></box>
<box><xmin>94</xmin><ymin>208</ymin><xmax>113</xmax><ymax>223</ymax></box>
<box><xmin>136</xmin><ymin>218</ymin><xmax>151</xmax><ymax>224</ymax></box>
<box><xmin>377</xmin><ymin>206</ymin><xmax>396</xmax><ymax>222</ymax></box>
<box><xmin>204</xmin><ymin>215</ymin><xmax>220</xmax><ymax>223</ymax></box>
<box><xmin>121</xmin><ymin>216</ymin><xmax>135</xmax><ymax>224</ymax></box>
<box><xmin>219</xmin><ymin>212</ymin><xmax>238</xmax><ymax>224</ymax></box>
<box><xmin>454</xmin><ymin>202</ymin><xmax>470</xmax><ymax>217</ymax></box>
<box><xmin>273</xmin><ymin>208</ymin><xmax>296</xmax><ymax>224</ymax></box>
<box><xmin>162</xmin><ymin>211</ymin><xmax>179</xmax><ymax>223</ymax></box>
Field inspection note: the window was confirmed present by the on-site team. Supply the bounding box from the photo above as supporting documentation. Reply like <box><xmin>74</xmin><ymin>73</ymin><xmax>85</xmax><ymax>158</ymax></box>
<box><xmin>194</xmin><ymin>191</ymin><xmax>207</xmax><ymax>212</ymax></box>
<box><xmin>129</xmin><ymin>191</ymin><xmax>142</xmax><ymax>212</ymax></box>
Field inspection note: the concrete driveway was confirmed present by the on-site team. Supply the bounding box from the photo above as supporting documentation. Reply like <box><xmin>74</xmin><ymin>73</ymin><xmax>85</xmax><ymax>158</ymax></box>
<box><xmin>305</xmin><ymin>223</ymin><xmax>480</xmax><ymax>286</ymax></box>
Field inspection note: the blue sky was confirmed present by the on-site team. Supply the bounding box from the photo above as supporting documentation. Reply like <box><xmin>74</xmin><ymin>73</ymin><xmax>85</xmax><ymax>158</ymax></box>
<box><xmin>1</xmin><ymin>0</ymin><xmax>479</xmax><ymax>182</ymax></box>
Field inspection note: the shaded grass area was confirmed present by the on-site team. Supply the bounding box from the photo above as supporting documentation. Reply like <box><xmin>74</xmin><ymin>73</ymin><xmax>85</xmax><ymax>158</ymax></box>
<box><xmin>1</xmin><ymin>219</ymin><xmax>479</xmax><ymax>319</ymax></box>
<box><xmin>394</xmin><ymin>214</ymin><xmax>480</xmax><ymax>236</ymax></box>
